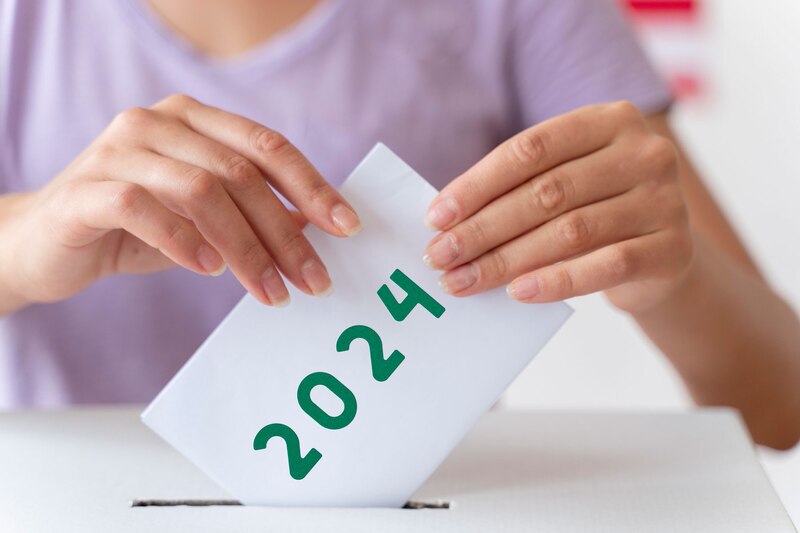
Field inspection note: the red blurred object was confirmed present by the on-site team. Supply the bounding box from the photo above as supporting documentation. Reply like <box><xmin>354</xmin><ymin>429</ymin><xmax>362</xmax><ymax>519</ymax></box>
<box><xmin>618</xmin><ymin>0</ymin><xmax>707</xmax><ymax>102</ymax></box>
<box><xmin>620</xmin><ymin>0</ymin><xmax>698</xmax><ymax>19</ymax></box>
<box><xmin>625</xmin><ymin>1</ymin><xmax>697</xmax><ymax>13</ymax></box>
<box><xmin>669</xmin><ymin>72</ymin><xmax>703</xmax><ymax>100</ymax></box>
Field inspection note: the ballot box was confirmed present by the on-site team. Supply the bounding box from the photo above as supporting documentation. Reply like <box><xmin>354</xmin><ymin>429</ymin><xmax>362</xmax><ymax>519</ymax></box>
<box><xmin>0</xmin><ymin>407</ymin><xmax>794</xmax><ymax>532</ymax></box>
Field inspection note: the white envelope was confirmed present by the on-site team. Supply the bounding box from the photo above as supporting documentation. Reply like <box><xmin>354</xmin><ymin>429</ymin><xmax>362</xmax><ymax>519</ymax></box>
<box><xmin>142</xmin><ymin>143</ymin><xmax>572</xmax><ymax>507</ymax></box>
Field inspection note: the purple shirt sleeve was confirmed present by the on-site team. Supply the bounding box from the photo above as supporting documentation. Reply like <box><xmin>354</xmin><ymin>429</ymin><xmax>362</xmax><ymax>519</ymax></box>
<box><xmin>508</xmin><ymin>0</ymin><xmax>672</xmax><ymax>127</ymax></box>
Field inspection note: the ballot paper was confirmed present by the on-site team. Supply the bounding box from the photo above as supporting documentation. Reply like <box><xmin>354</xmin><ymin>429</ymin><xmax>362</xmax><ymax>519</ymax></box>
<box><xmin>142</xmin><ymin>143</ymin><xmax>572</xmax><ymax>507</ymax></box>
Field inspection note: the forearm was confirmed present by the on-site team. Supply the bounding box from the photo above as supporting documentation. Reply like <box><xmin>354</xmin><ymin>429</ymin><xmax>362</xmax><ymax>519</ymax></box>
<box><xmin>634</xmin><ymin>233</ymin><xmax>800</xmax><ymax>449</ymax></box>
<box><xmin>0</xmin><ymin>193</ymin><xmax>33</xmax><ymax>317</ymax></box>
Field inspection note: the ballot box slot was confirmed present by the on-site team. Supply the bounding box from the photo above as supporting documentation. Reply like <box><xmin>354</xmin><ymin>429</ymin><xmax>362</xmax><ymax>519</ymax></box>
<box><xmin>130</xmin><ymin>499</ymin><xmax>450</xmax><ymax>509</ymax></box>
<box><xmin>402</xmin><ymin>500</ymin><xmax>450</xmax><ymax>509</ymax></box>
<box><xmin>131</xmin><ymin>499</ymin><xmax>242</xmax><ymax>507</ymax></box>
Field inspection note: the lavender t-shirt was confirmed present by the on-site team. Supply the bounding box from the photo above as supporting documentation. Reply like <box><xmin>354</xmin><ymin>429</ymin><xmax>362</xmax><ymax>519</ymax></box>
<box><xmin>0</xmin><ymin>0</ymin><xmax>670</xmax><ymax>407</ymax></box>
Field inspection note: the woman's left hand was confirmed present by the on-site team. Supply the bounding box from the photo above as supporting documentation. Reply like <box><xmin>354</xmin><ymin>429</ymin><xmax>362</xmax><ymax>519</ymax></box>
<box><xmin>423</xmin><ymin>101</ymin><xmax>694</xmax><ymax>314</ymax></box>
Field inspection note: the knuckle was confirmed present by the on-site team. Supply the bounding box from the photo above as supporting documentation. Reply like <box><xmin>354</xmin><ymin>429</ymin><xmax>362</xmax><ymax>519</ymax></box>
<box><xmin>462</xmin><ymin>217</ymin><xmax>488</xmax><ymax>247</ymax></box>
<box><xmin>641</xmin><ymin>135</ymin><xmax>678</xmax><ymax>175</ymax></box>
<box><xmin>626</xmin><ymin>137</ymin><xmax>677</xmax><ymax>199</ymax></box>
<box><xmin>162</xmin><ymin>219</ymin><xmax>186</xmax><ymax>247</ymax></box>
<box><xmin>239</xmin><ymin>238</ymin><xmax>267</xmax><ymax>266</ymax></box>
<box><xmin>556</xmin><ymin>213</ymin><xmax>591</xmax><ymax>250</ymax></box>
<box><xmin>485</xmin><ymin>251</ymin><xmax>510</xmax><ymax>281</ymax></box>
<box><xmin>552</xmin><ymin>267</ymin><xmax>575</xmax><ymax>295</ymax></box>
<box><xmin>659</xmin><ymin>183</ymin><xmax>688</xmax><ymax>224</ymax></box>
<box><xmin>510</xmin><ymin>128</ymin><xmax>550</xmax><ymax>167</ymax></box>
<box><xmin>162</xmin><ymin>93</ymin><xmax>197</xmax><ymax>109</ymax></box>
<box><xmin>111</xmin><ymin>107</ymin><xmax>153</xmax><ymax>131</ymax></box>
<box><xmin>220</xmin><ymin>155</ymin><xmax>262</xmax><ymax>192</ymax></box>
<box><xmin>529</xmin><ymin>172</ymin><xmax>570</xmax><ymax>213</ymax></box>
<box><xmin>111</xmin><ymin>183</ymin><xmax>146</xmax><ymax>217</ymax></box>
<box><xmin>455</xmin><ymin>179</ymin><xmax>483</xmax><ymax>211</ymax></box>
<box><xmin>607</xmin><ymin>246</ymin><xmax>637</xmax><ymax>279</ymax></box>
<box><xmin>250</xmin><ymin>126</ymin><xmax>290</xmax><ymax>156</ymax></box>
<box><xmin>306</xmin><ymin>179</ymin><xmax>335</xmax><ymax>205</ymax></box>
<box><xmin>83</xmin><ymin>143</ymin><xmax>118</xmax><ymax>169</ymax></box>
<box><xmin>181</xmin><ymin>167</ymin><xmax>219</xmax><ymax>204</ymax></box>
<box><xmin>276</xmin><ymin>228</ymin><xmax>309</xmax><ymax>256</ymax></box>
<box><xmin>609</xmin><ymin>100</ymin><xmax>641</xmax><ymax>123</ymax></box>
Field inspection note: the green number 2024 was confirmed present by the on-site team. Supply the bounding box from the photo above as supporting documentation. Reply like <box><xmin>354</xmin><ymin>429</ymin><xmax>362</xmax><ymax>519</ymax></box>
<box><xmin>252</xmin><ymin>269</ymin><xmax>446</xmax><ymax>480</ymax></box>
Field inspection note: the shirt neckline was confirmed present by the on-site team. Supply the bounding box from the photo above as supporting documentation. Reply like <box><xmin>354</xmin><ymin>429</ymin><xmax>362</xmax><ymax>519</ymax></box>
<box><xmin>117</xmin><ymin>0</ymin><xmax>347</xmax><ymax>78</ymax></box>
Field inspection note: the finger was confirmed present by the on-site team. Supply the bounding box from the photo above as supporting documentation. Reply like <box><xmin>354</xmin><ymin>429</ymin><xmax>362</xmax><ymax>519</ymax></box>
<box><xmin>426</xmin><ymin>101</ymin><xmax>644</xmax><ymax>231</ymax></box>
<box><xmin>438</xmin><ymin>190</ymin><xmax>659</xmax><ymax>296</ymax></box>
<box><xmin>424</xmin><ymin>142</ymin><xmax>640</xmax><ymax>270</ymax></box>
<box><xmin>73</xmin><ymin>181</ymin><xmax>226</xmax><ymax>277</ymax></box>
<box><xmin>125</xmin><ymin>116</ymin><xmax>332</xmax><ymax>297</ymax></box>
<box><xmin>506</xmin><ymin>230</ymin><xmax>687</xmax><ymax>303</ymax></box>
<box><xmin>146</xmin><ymin>133</ymin><xmax>332</xmax><ymax>298</ymax></box>
<box><xmin>289</xmin><ymin>211</ymin><xmax>309</xmax><ymax>229</ymax></box>
<box><xmin>101</xmin><ymin>150</ymin><xmax>292</xmax><ymax>305</ymax></box>
<box><xmin>154</xmin><ymin>94</ymin><xmax>361</xmax><ymax>237</ymax></box>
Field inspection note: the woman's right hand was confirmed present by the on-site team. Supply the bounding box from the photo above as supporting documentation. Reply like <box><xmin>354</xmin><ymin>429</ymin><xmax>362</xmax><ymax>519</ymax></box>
<box><xmin>0</xmin><ymin>94</ymin><xmax>361</xmax><ymax>309</ymax></box>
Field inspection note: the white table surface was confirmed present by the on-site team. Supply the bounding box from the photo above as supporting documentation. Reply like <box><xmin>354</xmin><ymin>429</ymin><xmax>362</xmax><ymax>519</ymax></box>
<box><xmin>0</xmin><ymin>407</ymin><xmax>795</xmax><ymax>532</ymax></box>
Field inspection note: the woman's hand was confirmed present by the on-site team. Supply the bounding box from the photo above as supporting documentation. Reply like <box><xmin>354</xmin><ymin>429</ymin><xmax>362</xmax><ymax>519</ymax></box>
<box><xmin>423</xmin><ymin>102</ymin><xmax>693</xmax><ymax>314</ymax></box>
<box><xmin>0</xmin><ymin>94</ymin><xmax>360</xmax><ymax>308</ymax></box>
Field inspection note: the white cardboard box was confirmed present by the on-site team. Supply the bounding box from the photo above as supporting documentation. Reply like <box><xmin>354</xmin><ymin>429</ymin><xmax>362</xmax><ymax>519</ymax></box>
<box><xmin>0</xmin><ymin>407</ymin><xmax>795</xmax><ymax>532</ymax></box>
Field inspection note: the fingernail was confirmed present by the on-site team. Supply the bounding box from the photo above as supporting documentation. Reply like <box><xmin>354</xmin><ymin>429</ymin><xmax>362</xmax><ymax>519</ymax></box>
<box><xmin>438</xmin><ymin>263</ymin><xmax>478</xmax><ymax>294</ymax></box>
<box><xmin>197</xmin><ymin>244</ymin><xmax>226</xmax><ymax>276</ymax></box>
<box><xmin>262</xmin><ymin>266</ymin><xmax>290</xmax><ymax>307</ymax></box>
<box><xmin>425</xmin><ymin>196</ymin><xmax>457</xmax><ymax>231</ymax></box>
<box><xmin>331</xmin><ymin>204</ymin><xmax>362</xmax><ymax>236</ymax></box>
<box><xmin>301</xmin><ymin>259</ymin><xmax>334</xmax><ymax>297</ymax></box>
<box><xmin>508</xmin><ymin>276</ymin><xmax>540</xmax><ymax>301</ymax></box>
<box><xmin>423</xmin><ymin>233</ymin><xmax>459</xmax><ymax>269</ymax></box>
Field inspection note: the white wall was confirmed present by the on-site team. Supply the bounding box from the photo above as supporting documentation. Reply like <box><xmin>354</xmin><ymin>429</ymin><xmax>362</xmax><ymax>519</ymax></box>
<box><xmin>504</xmin><ymin>0</ymin><xmax>800</xmax><ymax>524</ymax></box>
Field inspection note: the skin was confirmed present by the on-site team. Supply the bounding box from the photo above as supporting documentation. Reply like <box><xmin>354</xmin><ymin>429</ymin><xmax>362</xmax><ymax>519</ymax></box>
<box><xmin>425</xmin><ymin>104</ymin><xmax>800</xmax><ymax>450</ymax></box>
<box><xmin>0</xmin><ymin>95</ymin><xmax>362</xmax><ymax>312</ymax></box>
<box><xmin>0</xmin><ymin>0</ymin><xmax>350</xmax><ymax>315</ymax></box>
<box><xmin>1</xmin><ymin>0</ymin><xmax>798</xmax><ymax>448</ymax></box>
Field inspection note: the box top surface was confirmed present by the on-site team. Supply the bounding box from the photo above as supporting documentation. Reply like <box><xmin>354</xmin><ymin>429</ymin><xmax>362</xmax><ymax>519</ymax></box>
<box><xmin>0</xmin><ymin>408</ymin><xmax>794</xmax><ymax>532</ymax></box>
